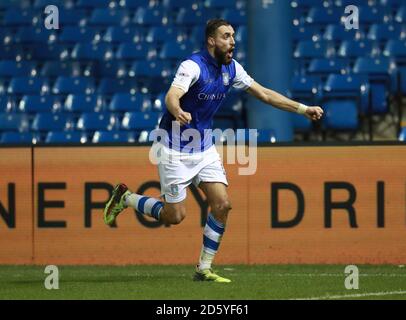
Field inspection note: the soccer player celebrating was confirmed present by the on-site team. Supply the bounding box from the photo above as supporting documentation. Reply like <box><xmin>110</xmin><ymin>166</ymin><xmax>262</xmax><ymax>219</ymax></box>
<box><xmin>103</xmin><ymin>19</ymin><xmax>323</xmax><ymax>282</ymax></box>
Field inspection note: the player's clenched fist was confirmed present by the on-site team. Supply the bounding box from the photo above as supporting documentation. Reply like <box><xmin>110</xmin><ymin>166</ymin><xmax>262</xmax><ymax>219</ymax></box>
<box><xmin>305</xmin><ymin>106</ymin><xmax>324</xmax><ymax>121</ymax></box>
<box><xmin>175</xmin><ymin>110</ymin><xmax>192</xmax><ymax>126</ymax></box>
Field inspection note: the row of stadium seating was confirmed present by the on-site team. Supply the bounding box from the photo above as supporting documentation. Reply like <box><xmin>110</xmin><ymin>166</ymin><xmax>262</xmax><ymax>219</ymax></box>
<box><xmin>292</xmin><ymin>0</ymin><xmax>404</xmax><ymax>8</ymax></box>
<box><xmin>0</xmin><ymin>127</ymin><xmax>277</xmax><ymax>144</ymax></box>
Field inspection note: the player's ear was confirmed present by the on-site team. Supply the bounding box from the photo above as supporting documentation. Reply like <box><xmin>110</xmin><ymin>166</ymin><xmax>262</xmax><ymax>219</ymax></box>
<box><xmin>208</xmin><ymin>36</ymin><xmax>215</xmax><ymax>47</ymax></box>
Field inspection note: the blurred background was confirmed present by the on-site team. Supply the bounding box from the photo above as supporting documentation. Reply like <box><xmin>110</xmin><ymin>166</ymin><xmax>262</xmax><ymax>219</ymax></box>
<box><xmin>0</xmin><ymin>0</ymin><xmax>405</xmax><ymax>144</ymax></box>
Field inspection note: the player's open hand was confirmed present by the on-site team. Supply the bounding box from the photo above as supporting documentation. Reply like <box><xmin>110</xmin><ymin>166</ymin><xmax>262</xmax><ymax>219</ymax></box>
<box><xmin>176</xmin><ymin>110</ymin><xmax>192</xmax><ymax>126</ymax></box>
<box><xmin>305</xmin><ymin>106</ymin><xmax>323</xmax><ymax>121</ymax></box>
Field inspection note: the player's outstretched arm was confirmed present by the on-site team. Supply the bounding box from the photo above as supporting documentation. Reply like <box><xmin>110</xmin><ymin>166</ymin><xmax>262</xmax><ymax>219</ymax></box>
<box><xmin>165</xmin><ymin>86</ymin><xmax>192</xmax><ymax>126</ymax></box>
<box><xmin>246</xmin><ymin>81</ymin><xmax>324</xmax><ymax>121</ymax></box>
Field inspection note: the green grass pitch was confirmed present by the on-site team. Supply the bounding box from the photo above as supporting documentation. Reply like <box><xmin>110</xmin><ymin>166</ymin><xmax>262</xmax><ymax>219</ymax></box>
<box><xmin>1</xmin><ymin>265</ymin><xmax>406</xmax><ymax>300</ymax></box>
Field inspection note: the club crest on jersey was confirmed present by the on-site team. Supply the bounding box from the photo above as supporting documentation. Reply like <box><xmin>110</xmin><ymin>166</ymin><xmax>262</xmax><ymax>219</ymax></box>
<box><xmin>170</xmin><ymin>184</ymin><xmax>179</xmax><ymax>196</ymax></box>
<box><xmin>222</xmin><ymin>72</ymin><xmax>230</xmax><ymax>86</ymax></box>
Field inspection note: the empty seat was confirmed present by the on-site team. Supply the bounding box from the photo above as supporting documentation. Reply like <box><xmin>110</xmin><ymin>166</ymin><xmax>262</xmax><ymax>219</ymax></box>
<box><xmin>40</xmin><ymin>61</ymin><xmax>82</xmax><ymax>77</ymax></box>
<box><xmin>308</xmin><ymin>58</ymin><xmax>350</xmax><ymax>77</ymax></box>
<box><xmin>176</xmin><ymin>8</ymin><xmax>209</xmax><ymax>25</ymax></box>
<box><xmin>53</xmin><ymin>76</ymin><xmax>95</xmax><ymax>94</ymax></box>
<box><xmin>0</xmin><ymin>113</ymin><xmax>29</xmax><ymax>131</ymax></box>
<box><xmin>0</xmin><ymin>45</ymin><xmax>28</xmax><ymax>60</ymax></box>
<box><xmin>77</xmin><ymin>112</ymin><xmax>118</xmax><ymax>131</ymax></box>
<box><xmin>19</xmin><ymin>95</ymin><xmax>61</xmax><ymax>113</ymax></box>
<box><xmin>367</xmin><ymin>24</ymin><xmax>403</xmax><ymax>41</ymax></box>
<box><xmin>338</xmin><ymin>40</ymin><xmax>379</xmax><ymax>59</ymax></box>
<box><xmin>129</xmin><ymin>60</ymin><xmax>171</xmax><ymax>78</ymax></box>
<box><xmin>358</xmin><ymin>6</ymin><xmax>388</xmax><ymax>24</ymax></box>
<box><xmin>103</xmin><ymin>26</ymin><xmax>143</xmax><ymax>43</ymax></box>
<box><xmin>384</xmin><ymin>40</ymin><xmax>406</xmax><ymax>64</ymax></box>
<box><xmin>3</xmin><ymin>8</ymin><xmax>36</xmax><ymax>26</ymax></box>
<box><xmin>353</xmin><ymin>57</ymin><xmax>392</xmax><ymax>76</ymax></box>
<box><xmin>97</xmin><ymin>78</ymin><xmax>138</xmax><ymax>95</ymax></box>
<box><xmin>8</xmin><ymin>77</ymin><xmax>49</xmax><ymax>95</ymax></box>
<box><xmin>64</xmin><ymin>94</ymin><xmax>104</xmax><ymax>113</ymax></box>
<box><xmin>0</xmin><ymin>61</ymin><xmax>36</xmax><ymax>77</ymax></box>
<box><xmin>146</xmin><ymin>26</ymin><xmax>187</xmax><ymax>44</ymax></box>
<box><xmin>306</xmin><ymin>7</ymin><xmax>343</xmax><ymax>25</ymax></box>
<box><xmin>159</xmin><ymin>40</ymin><xmax>197</xmax><ymax>60</ymax></box>
<box><xmin>1</xmin><ymin>131</ymin><xmax>35</xmax><ymax>144</ymax></box>
<box><xmin>122</xmin><ymin>111</ymin><xmax>160</xmax><ymax>130</ymax></box>
<box><xmin>29</xmin><ymin>44</ymin><xmax>69</xmax><ymax>60</ymax></box>
<box><xmin>31</xmin><ymin>113</ymin><xmax>72</xmax><ymax>132</ymax></box>
<box><xmin>14</xmin><ymin>27</ymin><xmax>55</xmax><ymax>44</ymax></box>
<box><xmin>45</xmin><ymin>131</ymin><xmax>87</xmax><ymax>143</ymax></box>
<box><xmin>89</xmin><ymin>9</ymin><xmax>130</xmax><ymax>26</ymax></box>
<box><xmin>221</xmin><ymin>9</ymin><xmax>246</xmax><ymax>25</ymax></box>
<box><xmin>115</xmin><ymin>42</ymin><xmax>151</xmax><ymax>60</ymax></box>
<box><xmin>97</xmin><ymin>61</ymin><xmax>127</xmax><ymax>78</ymax></box>
<box><xmin>118</xmin><ymin>0</ymin><xmax>150</xmax><ymax>9</ymax></box>
<box><xmin>109</xmin><ymin>93</ymin><xmax>152</xmax><ymax>113</ymax></box>
<box><xmin>204</xmin><ymin>0</ymin><xmax>236</xmax><ymax>8</ymax></box>
<box><xmin>323</xmin><ymin>24</ymin><xmax>363</xmax><ymax>42</ymax></box>
<box><xmin>76</xmin><ymin>0</ymin><xmax>111</xmax><ymax>8</ymax></box>
<box><xmin>71</xmin><ymin>43</ymin><xmax>114</xmax><ymax>61</ymax></box>
<box><xmin>256</xmin><ymin>129</ymin><xmax>277</xmax><ymax>143</ymax></box>
<box><xmin>395</xmin><ymin>6</ymin><xmax>406</xmax><ymax>23</ymax></box>
<box><xmin>92</xmin><ymin>130</ymin><xmax>136</xmax><ymax>143</ymax></box>
<box><xmin>133</xmin><ymin>7</ymin><xmax>166</xmax><ymax>25</ymax></box>
<box><xmin>322</xmin><ymin>100</ymin><xmax>359</xmax><ymax>130</ymax></box>
<box><xmin>153</xmin><ymin>92</ymin><xmax>166</xmax><ymax>112</ymax></box>
<box><xmin>59</xmin><ymin>26</ymin><xmax>100</xmax><ymax>43</ymax></box>
<box><xmin>33</xmin><ymin>0</ymin><xmax>74</xmax><ymax>9</ymax></box>
<box><xmin>294</xmin><ymin>41</ymin><xmax>334</xmax><ymax>59</ymax></box>
<box><xmin>0</xmin><ymin>96</ymin><xmax>16</xmax><ymax>112</ymax></box>
<box><xmin>289</xmin><ymin>74</ymin><xmax>322</xmax><ymax>101</ymax></box>
<box><xmin>57</xmin><ymin>9</ymin><xmax>87</xmax><ymax>25</ymax></box>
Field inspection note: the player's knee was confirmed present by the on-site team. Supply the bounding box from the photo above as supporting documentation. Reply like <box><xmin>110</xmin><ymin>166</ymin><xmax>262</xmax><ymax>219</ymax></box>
<box><xmin>171</xmin><ymin>212</ymin><xmax>185</xmax><ymax>225</ymax></box>
<box><xmin>213</xmin><ymin>199</ymin><xmax>232</xmax><ymax>214</ymax></box>
<box><xmin>163</xmin><ymin>206</ymin><xmax>186</xmax><ymax>225</ymax></box>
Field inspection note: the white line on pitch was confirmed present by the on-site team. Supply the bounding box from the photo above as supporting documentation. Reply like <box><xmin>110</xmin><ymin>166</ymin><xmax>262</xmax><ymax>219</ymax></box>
<box><xmin>291</xmin><ymin>290</ymin><xmax>406</xmax><ymax>300</ymax></box>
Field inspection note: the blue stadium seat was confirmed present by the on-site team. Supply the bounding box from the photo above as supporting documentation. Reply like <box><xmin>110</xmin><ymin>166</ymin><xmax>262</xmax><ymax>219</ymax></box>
<box><xmin>89</xmin><ymin>9</ymin><xmax>130</xmax><ymax>26</ymax></box>
<box><xmin>139</xmin><ymin>78</ymin><xmax>171</xmax><ymax>95</ymax></box>
<box><xmin>146</xmin><ymin>26</ymin><xmax>187</xmax><ymax>44</ymax></box>
<box><xmin>306</xmin><ymin>7</ymin><xmax>343</xmax><ymax>25</ymax></box>
<box><xmin>71</xmin><ymin>43</ymin><xmax>114</xmax><ymax>61</ymax></box>
<box><xmin>256</xmin><ymin>129</ymin><xmax>277</xmax><ymax>143</ymax></box>
<box><xmin>8</xmin><ymin>77</ymin><xmax>49</xmax><ymax>95</ymax></box>
<box><xmin>159</xmin><ymin>40</ymin><xmax>197</xmax><ymax>60</ymax></box>
<box><xmin>380</xmin><ymin>0</ymin><xmax>404</xmax><ymax>7</ymax></box>
<box><xmin>0</xmin><ymin>0</ymin><xmax>31</xmax><ymax>9</ymax></box>
<box><xmin>395</xmin><ymin>6</ymin><xmax>406</xmax><ymax>23</ymax></box>
<box><xmin>292</xmin><ymin>24</ymin><xmax>322</xmax><ymax>42</ymax></box>
<box><xmin>292</xmin><ymin>113</ymin><xmax>312</xmax><ymax>132</ymax></box>
<box><xmin>163</xmin><ymin>0</ymin><xmax>198</xmax><ymax>9</ymax></box>
<box><xmin>204</xmin><ymin>0</ymin><xmax>236</xmax><ymax>9</ymax></box>
<box><xmin>118</xmin><ymin>0</ymin><xmax>150</xmax><ymax>9</ymax></box>
<box><xmin>59</xmin><ymin>27</ymin><xmax>100</xmax><ymax>43</ymax></box>
<box><xmin>190</xmin><ymin>26</ymin><xmax>206</xmax><ymax>46</ymax></box>
<box><xmin>41</xmin><ymin>61</ymin><xmax>82</xmax><ymax>77</ymax></box>
<box><xmin>398</xmin><ymin>127</ymin><xmax>406</xmax><ymax>141</ymax></box>
<box><xmin>103</xmin><ymin>26</ymin><xmax>143</xmax><ymax>43</ymax></box>
<box><xmin>45</xmin><ymin>131</ymin><xmax>87</xmax><ymax>143</ymax></box>
<box><xmin>3</xmin><ymin>8</ymin><xmax>37</xmax><ymax>26</ymax></box>
<box><xmin>0</xmin><ymin>28</ymin><xmax>12</xmax><ymax>45</ymax></box>
<box><xmin>64</xmin><ymin>94</ymin><xmax>105</xmax><ymax>113</ymax></box>
<box><xmin>53</xmin><ymin>76</ymin><xmax>95</xmax><ymax>95</ymax></box>
<box><xmin>14</xmin><ymin>27</ymin><xmax>55</xmax><ymax>44</ymax></box>
<box><xmin>235</xmin><ymin>25</ymin><xmax>247</xmax><ymax>44</ymax></box>
<box><xmin>367</xmin><ymin>24</ymin><xmax>403</xmax><ymax>42</ymax></box>
<box><xmin>76</xmin><ymin>0</ymin><xmax>111</xmax><ymax>8</ymax></box>
<box><xmin>0</xmin><ymin>61</ymin><xmax>36</xmax><ymax>77</ymax></box>
<box><xmin>353</xmin><ymin>57</ymin><xmax>392</xmax><ymax>76</ymax></box>
<box><xmin>33</xmin><ymin>0</ymin><xmax>74</xmax><ymax>9</ymax></box>
<box><xmin>109</xmin><ymin>93</ymin><xmax>152</xmax><ymax>113</ymax></box>
<box><xmin>291</xmin><ymin>0</ymin><xmax>323</xmax><ymax>8</ymax></box>
<box><xmin>322</xmin><ymin>100</ymin><xmax>359</xmax><ymax>130</ymax></box>
<box><xmin>0</xmin><ymin>96</ymin><xmax>16</xmax><ymax>113</ymax></box>
<box><xmin>0</xmin><ymin>45</ymin><xmax>28</xmax><ymax>60</ymax></box>
<box><xmin>221</xmin><ymin>9</ymin><xmax>246</xmax><ymax>25</ymax></box>
<box><xmin>18</xmin><ymin>95</ymin><xmax>61</xmax><ymax>113</ymax></box>
<box><xmin>97</xmin><ymin>78</ymin><xmax>138</xmax><ymax>95</ymax></box>
<box><xmin>176</xmin><ymin>8</ymin><xmax>209</xmax><ymax>25</ymax></box>
<box><xmin>308</xmin><ymin>58</ymin><xmax>350</xmax><ymax>77</ymax></box>
<box><xmin>57</xmin><ymin>9</ymin><xmax>87</xmax><ymax>25</ymax></box>
<box><xmin>323</xmin><ymin>24</ymin><xmax>363</xmax><ymax>42</ymax></box>
<box><xmin>133</xmin><ymin>7</ymin><xmax>166</xmax><ymax>25</ymax></box>
<box><xmin>1</xmin><ymin>131</ymin><xmax>35</xmax><ymax>144</ymax></box>
<box><xmin>77</xmin><ymin>112</ymin><xmax>118</xmax><ymax>131</ymax></box>
<box><xmin>0</xmin><ymin>113</ymin><xmax>29</xmax><ymax>131</ymax></box>
<box><xmin>129</xmin><ymin>60</ymin><xmax>172</xmax><ymax>78</ymax></box>
<box><xmin>289</xmin><ymin>74</ymin><xmax>322</xmax><ymax>101</ymax></box>
<box><xmin>116</xmin><ymin>42</ymin><xmax>151</xmax><ymax>60</ymax></box>
<box><xmin>384</xmin><ymin>40</ymin><xmax>406</xmax><ymax>64</ymax></box>
<box><xmin>358</xmin><ymin>6</ymin><xmax>388</xmax><ymax>24</ymax></box>
<box><xmin>97</xmin><ymin>61</ymin><xmax>127</xmax><ymax>78</ymax></box>
<box><xmin>122</xmin><ymin>111</ymin><xmax>160</xmax><ymax>130</ymax></box>
<box><xmin>153</xmin><ymin>92</ymin><xmax>166</xmax><ymax>112</ymax></box>
<box><xmin>338</xmin><ymin>40</ymin><xmax>379</xmax><ymax>59</ymax></box>
<box><xmin>294</xmin><ymin>41</ymin><xmax>334</xmax><ymax>60</ymax></box>
<box><xmin>31</xmin><ymin>113</ymin><xmax>72</xmax><ymax>132</ymax></box>
<box><xmin>92</xmin><ymin>130</ymin><xmax>137</xmax><ymax>143</ymax></box>
<box><xmin>30</xmin><ymin>44</ymin><xmax>69</xmax><ymax>60</ymax></box>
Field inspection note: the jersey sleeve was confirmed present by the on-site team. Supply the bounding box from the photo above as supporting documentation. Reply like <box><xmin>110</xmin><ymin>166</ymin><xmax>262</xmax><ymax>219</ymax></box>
<box><xmin>171</xmin><ymin>59</ymin><xmax>200</xmax><ymax>93</ymax></box>
<box><xmin>232</xmin><ymin>60</ymin><xmax>254</xmax><ymax>90</ymax></box>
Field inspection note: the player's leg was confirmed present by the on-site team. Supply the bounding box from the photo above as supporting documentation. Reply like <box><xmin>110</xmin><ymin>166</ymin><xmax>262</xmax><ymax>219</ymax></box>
<box><xmin>103</xmin><ymin>183</ymin><xmax>187</xmax><ymax>226</ymax></box>
<box><xmin>192</xmin><ymin>155</ymin><xmax>232</xmax><ymax>282</ymax></box>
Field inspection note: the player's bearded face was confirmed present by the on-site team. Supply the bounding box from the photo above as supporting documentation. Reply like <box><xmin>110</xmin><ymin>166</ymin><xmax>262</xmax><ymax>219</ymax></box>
<box><xmin>213</xmin><ymin>26</ymin><xmax>235</xmax><ymax>65</ymax></box>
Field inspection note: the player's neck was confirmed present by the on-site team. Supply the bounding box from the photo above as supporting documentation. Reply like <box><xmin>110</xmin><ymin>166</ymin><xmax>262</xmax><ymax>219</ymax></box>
<box><xmin>206</xmin><ymin>47</ymin><xmax>221</xmax><ymax>67</ymax></box>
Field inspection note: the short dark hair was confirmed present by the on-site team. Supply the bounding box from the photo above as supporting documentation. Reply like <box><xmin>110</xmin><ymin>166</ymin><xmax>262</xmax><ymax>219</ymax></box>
<box><xmin>205</xmin><ymin>19</ymin><xmax>231</xmax><ymax>44</ymax></box>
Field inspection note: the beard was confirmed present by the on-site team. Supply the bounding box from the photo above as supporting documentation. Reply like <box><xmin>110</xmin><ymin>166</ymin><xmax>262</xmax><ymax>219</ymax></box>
<box><xmin>214</xmin><ymin>46</ymin><xmax>232</xmax><ymax>65</ymax></box>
